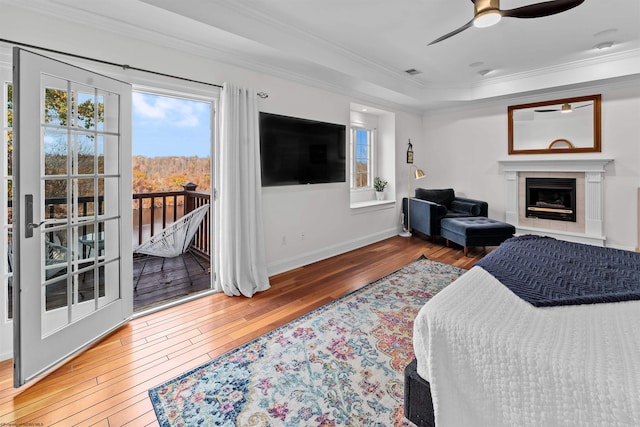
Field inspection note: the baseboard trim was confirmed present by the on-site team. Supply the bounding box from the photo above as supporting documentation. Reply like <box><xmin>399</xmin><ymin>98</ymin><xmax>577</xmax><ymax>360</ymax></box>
<box><xmin>267</xmin><ymin>228</ymin><xmax>398</xmax><ymax>276</ymax></box>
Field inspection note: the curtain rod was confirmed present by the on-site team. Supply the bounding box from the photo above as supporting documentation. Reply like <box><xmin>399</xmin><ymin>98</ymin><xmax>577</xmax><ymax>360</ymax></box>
<box><xmin>0</xmin><ymin>38</ymin><xmax>269</xmax><ymax>98</ymax></box>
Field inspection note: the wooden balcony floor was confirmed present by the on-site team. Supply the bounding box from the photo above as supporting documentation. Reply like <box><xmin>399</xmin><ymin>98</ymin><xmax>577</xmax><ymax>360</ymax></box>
<box><xmin>133</xmin><ymin>253</ymin><xmax>212</xmax><ymax>312</ymax></box>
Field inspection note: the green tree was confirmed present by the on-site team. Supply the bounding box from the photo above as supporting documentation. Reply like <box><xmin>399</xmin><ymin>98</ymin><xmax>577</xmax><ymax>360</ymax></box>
<box><xmin>44</xmin><ymin>88</ymin><xmax>104</xmax><ymax>129</ymax></box>
<box><xmin>168</xmin><ymin>174</ymin><xmax>187</xmax><ymax>189</ymax></box>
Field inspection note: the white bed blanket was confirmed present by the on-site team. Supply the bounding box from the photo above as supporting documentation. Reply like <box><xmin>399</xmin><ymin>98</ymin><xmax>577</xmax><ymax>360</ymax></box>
<box><xmin>413</xmin><ymin>266</ymin><xmax>640</xmax><ymax>427</ymax></box>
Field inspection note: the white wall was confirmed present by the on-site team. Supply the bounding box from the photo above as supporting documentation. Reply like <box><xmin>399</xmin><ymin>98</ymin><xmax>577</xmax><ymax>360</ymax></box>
<box><xmin>421</xmin><ymin>80</ymin><xmax>640</xmax><ymax>250</ymax></box>
<box><xmin>378</xmin><ymin>113</ymin><xmax>397</xmax><ymax>198</ymax></box>
<box><xmin>263</xmin><ymin>100</ymin><xmax>417</xmax><ymax>274</ymax></box>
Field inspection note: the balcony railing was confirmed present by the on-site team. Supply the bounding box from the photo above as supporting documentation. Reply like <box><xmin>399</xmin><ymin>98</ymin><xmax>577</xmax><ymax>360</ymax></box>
<box><xmin>6</xmin><ymin>183</ymin><xmax>211</xmax><ymax>260</ymax></box>
<box><xmin>132</xmin><ymin>183</ymin><xmax>210</xmax><ymax>259</ymax></box>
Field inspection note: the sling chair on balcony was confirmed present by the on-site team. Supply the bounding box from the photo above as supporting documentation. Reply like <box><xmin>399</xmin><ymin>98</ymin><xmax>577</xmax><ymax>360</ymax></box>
<box><xmin>133</xmin><ymin>203</ymin><xmax>209</xmax><ymax>290</ymax></box>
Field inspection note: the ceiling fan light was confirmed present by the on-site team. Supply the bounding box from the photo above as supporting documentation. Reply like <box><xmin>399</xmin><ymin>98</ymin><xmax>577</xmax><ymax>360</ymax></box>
<box><xmin>595</xmin><ymin>41</ymin><xmax>614</xmax><ymax>50</ymax></box>
<box><xmin>474</xmin><ymin>10</ymin><xmax>502</xmax><ymax>28</ymax></box>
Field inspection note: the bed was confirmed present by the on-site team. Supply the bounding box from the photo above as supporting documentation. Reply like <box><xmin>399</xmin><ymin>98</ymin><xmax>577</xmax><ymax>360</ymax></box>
<box><xmin>406</xmin><ymin>235</ymin><xmax>640</xmax><ymax>427</ymax></box>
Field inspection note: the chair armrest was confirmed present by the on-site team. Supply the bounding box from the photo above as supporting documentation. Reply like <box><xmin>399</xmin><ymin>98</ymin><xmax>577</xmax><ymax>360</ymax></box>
<box><xmin>453</xmin><ymin>197</ymin><xmax>488</xmax><ymax>217</ymax></box>
<box><xmin>403</xmin><ymin>197</ymin><xmax>448</xmax><ymax>236</ymax></box>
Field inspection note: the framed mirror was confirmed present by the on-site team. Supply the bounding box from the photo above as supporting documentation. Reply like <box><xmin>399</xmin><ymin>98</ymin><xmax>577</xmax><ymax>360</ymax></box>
<box><xmin>508</xmin><ymin>94</ymin><xmax>601</xmax><ymax>154</ymax></box>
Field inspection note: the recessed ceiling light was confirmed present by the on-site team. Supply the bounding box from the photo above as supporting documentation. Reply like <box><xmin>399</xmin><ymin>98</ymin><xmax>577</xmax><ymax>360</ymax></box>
<box><xmin>469</xmin><ymin>61</ymin><xmax>484</xmax><ymax>68</ymax></box>
<box><xmin>478</xmin><ymin>69</ymin><xmax>493</xmax><ymax>76</ymax></box>
<box><xmin>404</xmin><ymin>68</ymin><xmax>422</xmax><ymax>76</ymax></box>
<box><xmin>595</xmin><ymin>41</ymin><xmax>614</xmax><ymax>50</ymax></box>
<box><xmin>362</xmin><ymin>108</ymin><xmax>368</xmax><ymax>112</ymax></box>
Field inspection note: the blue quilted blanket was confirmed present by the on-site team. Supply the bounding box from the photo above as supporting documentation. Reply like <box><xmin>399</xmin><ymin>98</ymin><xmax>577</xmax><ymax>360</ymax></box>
<box><xmin>476</xmin><ymin>235</ymin><xmax>640</xmax><ymax>307</ymax></box>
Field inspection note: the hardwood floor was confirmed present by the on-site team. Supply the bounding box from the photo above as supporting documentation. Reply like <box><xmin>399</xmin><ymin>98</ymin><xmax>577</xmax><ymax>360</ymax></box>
<box><xmin>0</xmin><ymin>236</ymin><xmax>488</xmax><ymax>426</ymax></box>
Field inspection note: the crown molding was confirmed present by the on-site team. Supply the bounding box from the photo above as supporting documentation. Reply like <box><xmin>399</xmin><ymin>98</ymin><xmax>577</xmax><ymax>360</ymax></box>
<box><xmin>138</xmin><ymin>0</ymin><xmax>432</xmax><ymax>99</ymax></box>
<box><xmin>424</xmin><ymin>47</ymin><xmax>640</xmax><ymax>105</ymax></box>
<box><xmin>479</xmin><ymin>48</ymin><xmax>640</xmax><ymax>89</ymax></box>
<box><xmin>217</xmin><ymin>0</ymin><xmax>428</xmax><ymax>89</ymax></box>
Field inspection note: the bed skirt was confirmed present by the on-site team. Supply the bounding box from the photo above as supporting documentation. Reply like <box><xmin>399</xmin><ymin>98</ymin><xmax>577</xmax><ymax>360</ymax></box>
<box><xmin>404</xmin><ymin>359</ymin><xmax>435</xmax><ymax>427</ymax></box>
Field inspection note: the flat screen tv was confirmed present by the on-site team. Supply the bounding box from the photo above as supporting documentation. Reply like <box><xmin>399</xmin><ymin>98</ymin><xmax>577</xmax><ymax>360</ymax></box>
<box><xmin>259</xmin><ymin>112</ymin><xmax>346</xmax><ymax>186</ymax></box>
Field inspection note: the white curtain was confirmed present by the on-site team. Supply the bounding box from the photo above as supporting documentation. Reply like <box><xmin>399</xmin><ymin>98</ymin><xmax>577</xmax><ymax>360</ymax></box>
<box><xmin>215</xmin><ymin>83</ymin><xmax>270</xmax><ymax>297</ymax></box>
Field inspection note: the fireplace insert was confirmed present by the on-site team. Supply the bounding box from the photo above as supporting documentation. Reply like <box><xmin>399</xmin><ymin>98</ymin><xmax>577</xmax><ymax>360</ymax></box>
<box><xmin>525</xmin><ymin>178</ymin><xmax>576</xmax><ymax>222</ymax></box>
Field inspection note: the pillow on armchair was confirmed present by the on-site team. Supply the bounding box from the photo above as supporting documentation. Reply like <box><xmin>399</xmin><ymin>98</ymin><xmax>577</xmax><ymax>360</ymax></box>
<box><xmin>450</xmin><ymin>199</ymin><xmax>482</xmax><ymax>216</ymax></box>
<box><xmin>414</xmin><ymin>188</ymin><xmax>455</xmax><ymax>209</ymax></box>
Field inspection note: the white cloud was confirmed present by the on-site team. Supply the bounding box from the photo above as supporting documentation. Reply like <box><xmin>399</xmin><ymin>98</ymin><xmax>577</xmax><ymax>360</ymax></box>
<box><xmin>132</xmin><ymin>92</ymin><xmax>208</xmax><ymax>127</ymax></box>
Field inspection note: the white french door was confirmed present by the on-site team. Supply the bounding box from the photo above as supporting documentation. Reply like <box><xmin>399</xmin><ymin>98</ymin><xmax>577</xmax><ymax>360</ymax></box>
<box><xmin>13</xmin><ymin>48</ymin><xmax>132</xmax><ymax>387</ymax></box>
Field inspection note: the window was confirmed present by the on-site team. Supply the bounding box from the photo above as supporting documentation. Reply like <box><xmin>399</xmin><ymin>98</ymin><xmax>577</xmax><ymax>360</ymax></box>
<box><xmin>351</xmin><ymin>127</ymin><xmax>374</xmax><ymax>189</ymax></box>
<box><xmin>349</xmin><ymin>104</ymin><xmax>395</xmax><ymax>209</ymax></box>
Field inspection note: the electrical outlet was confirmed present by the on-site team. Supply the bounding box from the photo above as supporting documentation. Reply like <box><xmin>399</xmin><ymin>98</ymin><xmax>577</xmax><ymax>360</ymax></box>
<box><xmin>281</xmin><ymin>235</ymin><xmax>287</xmax><ymax>245</ymax></box>
<box><xmin>300</xmin><ymin>232</ymin><xmax>305</xmax><ymax>240</ymax></box>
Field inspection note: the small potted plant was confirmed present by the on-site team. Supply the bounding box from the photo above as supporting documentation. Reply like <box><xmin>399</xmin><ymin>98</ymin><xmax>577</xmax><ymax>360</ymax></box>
<box><xmin>374</xmin><ymin>177</ymin><xmax>388</xmax><ymax>200</ymax></box>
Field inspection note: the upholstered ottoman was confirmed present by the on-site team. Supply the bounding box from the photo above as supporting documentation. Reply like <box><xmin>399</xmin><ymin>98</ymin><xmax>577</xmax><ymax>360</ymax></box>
<box><xmin>440</xmin><ymin>217</ymin><xmax>515</xmax><ymax>256</ymax></box>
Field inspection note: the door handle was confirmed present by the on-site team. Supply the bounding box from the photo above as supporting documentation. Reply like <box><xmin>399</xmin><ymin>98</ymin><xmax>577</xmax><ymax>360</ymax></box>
<box><xmin>25</xmin><ymin>194</ymin><xmax>44</xmax><ymax>238</ymax></box>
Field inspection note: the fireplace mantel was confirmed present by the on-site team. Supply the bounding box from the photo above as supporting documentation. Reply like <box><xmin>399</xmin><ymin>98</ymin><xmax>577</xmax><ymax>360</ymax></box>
<box><xmin>498</xmin><ymin>158</ymin><xmax>613</xmax><ymax>173</ymax></box>
<box><xmin>498</xmin><ymin>158</ymin><xmax>613</xmax><ymax>246</ymax></box>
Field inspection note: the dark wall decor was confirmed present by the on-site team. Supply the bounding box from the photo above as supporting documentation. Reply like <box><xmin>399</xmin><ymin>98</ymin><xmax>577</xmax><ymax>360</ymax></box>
<box><xmin>508</xmin><ymin>94</ymin><xmax>601</xmax><ymax>155</ymax></box>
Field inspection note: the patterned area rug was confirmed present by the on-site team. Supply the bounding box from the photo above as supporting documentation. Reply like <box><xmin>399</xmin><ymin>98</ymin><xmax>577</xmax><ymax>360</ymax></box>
<box><xmin>148</xmin><ymin>257</ymin><xmax>465</xmax><ymax>426</ymax></box>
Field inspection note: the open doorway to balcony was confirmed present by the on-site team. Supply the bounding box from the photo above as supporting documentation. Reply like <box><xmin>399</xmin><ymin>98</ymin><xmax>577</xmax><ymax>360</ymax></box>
<box><xmin>131</xmin><ymin>91</ymin><xmax>212</xmax><ymax>312</ymax></box>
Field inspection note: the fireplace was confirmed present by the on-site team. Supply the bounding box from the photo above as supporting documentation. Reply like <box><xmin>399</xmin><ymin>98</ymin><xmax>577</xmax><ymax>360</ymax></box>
<box><xmin>499</xmin><ymin>158</ymin><xmax>612</xmax><ymax>246</ymax></box>
<box><xmin>525</xmin><ymin>177</ymin><xmax>576</xmax><ymax>222</ymax></box>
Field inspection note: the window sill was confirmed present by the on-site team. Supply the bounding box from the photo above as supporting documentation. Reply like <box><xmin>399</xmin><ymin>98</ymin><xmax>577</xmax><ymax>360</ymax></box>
<box><xmin>350</xmin><ymin>199</ymin><xmax>395</xmax><ymax>213</ymax></box>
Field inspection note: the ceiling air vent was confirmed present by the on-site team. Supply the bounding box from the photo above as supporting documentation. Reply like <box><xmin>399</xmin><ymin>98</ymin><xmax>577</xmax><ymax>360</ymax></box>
<box><xmin>404</xmin><ymin>68</ymin><xmax>422</xmax><ymax>76</ymax></box>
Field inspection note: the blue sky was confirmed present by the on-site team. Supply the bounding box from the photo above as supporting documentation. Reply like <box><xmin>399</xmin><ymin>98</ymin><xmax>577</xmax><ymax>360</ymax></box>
<box><xmin>132</xmin><ymin>92</ymin><xmax>211</xmax><ymax>157</ymax></box>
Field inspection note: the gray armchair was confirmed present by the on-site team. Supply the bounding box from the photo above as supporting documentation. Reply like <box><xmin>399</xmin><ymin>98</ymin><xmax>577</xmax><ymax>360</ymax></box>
<box><xmin>402</xmin><ymin>188</ymin><xmax>488</xmax><ymax>238</ymax></box>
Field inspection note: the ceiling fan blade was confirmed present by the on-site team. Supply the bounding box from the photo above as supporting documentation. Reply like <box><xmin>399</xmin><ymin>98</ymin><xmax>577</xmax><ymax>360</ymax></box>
<box><xmin>502</xmin><ymin>0</ymin><xmax>585</xmax><ymax>19</ymax></box>
<box><xmin>428</xmin><ymin>19</ymin><xmax>474</xmax><ymax>46</ymax></box>
<box><xmin>535</xmin><ymin>102</ymin><xmax>591</xmax><ymax>113</ymax></box>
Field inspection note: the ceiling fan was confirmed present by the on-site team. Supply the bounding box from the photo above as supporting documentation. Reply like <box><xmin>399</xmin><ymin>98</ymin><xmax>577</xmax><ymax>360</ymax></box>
<box><xmin>428</xmin><ymin>0</ymin><xmax>585</xmax><ymax>46</ymax></box>
<box><xmin>534</xmin><ymin>103</ymin><xmax>592</xmax><ymax>113</ymax></box>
